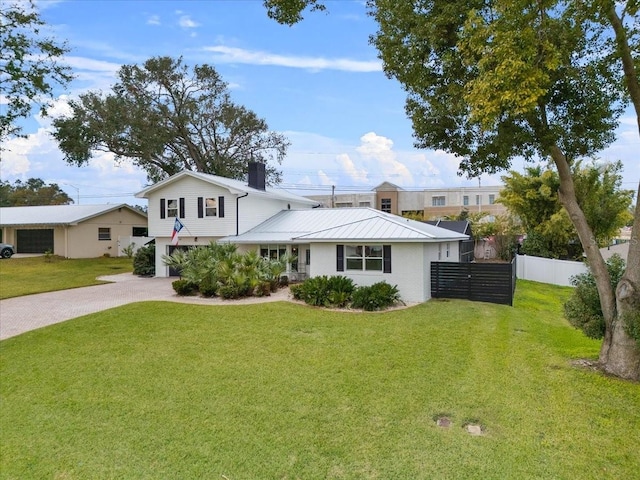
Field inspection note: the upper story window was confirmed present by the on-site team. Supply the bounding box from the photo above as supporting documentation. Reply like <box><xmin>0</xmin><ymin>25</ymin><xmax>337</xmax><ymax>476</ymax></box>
<box><xmin>463</xmin><ymin>195</ymin><xmax>469</xmax><ymax>206</ymax></box>
<box><xmin>167</xmin><ymin>199</ymin><xmax>178</xmax><ymax>217</ymax></box>
<box><xmin>432</xmin><ymin>196</ymin><xmax>445</xmax><ymax>207</ymax></box>
<box><xmin>335</xmin><ymin>202</ymin><xmax>353</xmax><ymax>208</ymax></box>
<box><xmin>488</xmin><ymin>194</ymin><xmax>495</xmax><ymax>204</ymax></box>
<box><xmin>381</xmin><ymin>198</ymin><xmax>392</xmax><ymax>213</ymax></box>
<box><xmin>476</xmin><ymin>195</ymin><xmax>481</xmax><ymax>205</ymax></box>
<box><xmin>359</xmin><ymin>201</ymin><xmax>371</xmax><ymax>207</ymax></box>
<box><xmin>160</xmin><ymin>198</ymin><xmax>184</xmax><ymax>219</ymax></box>
<box><xmin>205</xmin><ymin>198</ymin><xmax>217</xmax><ymax>216</ymax></box>
<box><xmin>197</xmin><ymin>196</ymin><xmax>225</xmax><ymax>218</ymax></box>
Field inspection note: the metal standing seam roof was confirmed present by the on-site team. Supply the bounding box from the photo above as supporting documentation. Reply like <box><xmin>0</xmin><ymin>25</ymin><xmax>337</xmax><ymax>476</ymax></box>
<box><xmin>219</xmin><ymin>208</ymin><xmax>470</xmax><ymax>244</ymax></box>
<box><xmin>0</xmin><ymin>204</ymin><xmax>146</xmax><ymax>226</ymax></box>
<box><xmin>135</xmin><ymin>170</ymin><xmax>319</xmax><ymax>206</ymax></box>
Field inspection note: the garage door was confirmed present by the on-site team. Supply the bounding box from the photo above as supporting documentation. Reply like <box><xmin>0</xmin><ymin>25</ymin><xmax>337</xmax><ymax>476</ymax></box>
<box><xmin>17</xmin><ymin>229</ymin><xmax>54</xmax><ymax>253</ymax></box>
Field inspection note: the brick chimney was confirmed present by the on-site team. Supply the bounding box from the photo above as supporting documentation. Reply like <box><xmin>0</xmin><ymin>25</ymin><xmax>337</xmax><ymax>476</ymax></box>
<box><xmin>248</xmin><ymin>161</ymin><xmax>266</xmax><ymax>191</ymax></box>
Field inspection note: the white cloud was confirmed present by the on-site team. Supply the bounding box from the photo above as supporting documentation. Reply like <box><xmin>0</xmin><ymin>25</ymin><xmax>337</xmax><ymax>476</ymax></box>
<box><xmin>147</xmin><ymin>15</ymin><xmax>161</xmax><ymax>26</ymax></box>
<box><xmin>335</xmin><ymin>153</ymin><xmax>368</xmax><ymax>183</ymax></box>
<box><xmin>178</xmin><ymin>15</ymin><xmax>199</xmax><ymax>28</ymax></box>
<box><xmin>317</xmin><ymin>170</ymin><xmax>335</xmax><ymax>186</ymax></box>
<box><xmin>203</xmin><ymin>45</ymin><xmax>381</xmax><ymax>73</ymax></box>
<box><xmin>355</xmin><ymin>132</ymin><xmax>414</xmax><ymax>186</ymax></box>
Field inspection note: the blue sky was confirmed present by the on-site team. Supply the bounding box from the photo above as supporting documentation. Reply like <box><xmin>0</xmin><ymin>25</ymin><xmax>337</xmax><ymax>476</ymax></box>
<box><xmin>2</xmin><ymin>0</ymin><xmax>638</xmax><ymax>207</ymax></box>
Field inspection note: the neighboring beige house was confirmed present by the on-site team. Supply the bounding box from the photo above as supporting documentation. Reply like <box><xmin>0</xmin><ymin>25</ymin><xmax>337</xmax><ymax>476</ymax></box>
<box><xmin>0</xmin><ymin>204</ymin><xmax>148</xmax><ymax>258</ymax></box>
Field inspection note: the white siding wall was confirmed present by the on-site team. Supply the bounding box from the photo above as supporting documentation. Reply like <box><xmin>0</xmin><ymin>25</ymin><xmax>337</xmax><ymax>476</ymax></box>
<box><xmin>147</xmin><ymin>176</ymin><xmax>315</xmax><ymax>277</ymax></box>
<box><xmin>310</xmin><ymin>242</ymin><xmax>430</xmax><ymax>303</ymax></box>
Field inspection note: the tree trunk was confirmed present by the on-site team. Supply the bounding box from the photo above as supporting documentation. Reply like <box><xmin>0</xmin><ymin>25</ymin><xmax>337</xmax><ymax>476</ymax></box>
<box><xmin>610</xmin><ymin>186</ymin><xmax>640</xmax><ymax>380</ymax></box>
<box><xmin>550</xmin><ymin>146</ymin><xmax>639</xmax><ymax>380</ymax></box>
<box><xmin>601</xmin><ymin>4</ymin><xmax>640</xmax><ymax>380</ymax></box>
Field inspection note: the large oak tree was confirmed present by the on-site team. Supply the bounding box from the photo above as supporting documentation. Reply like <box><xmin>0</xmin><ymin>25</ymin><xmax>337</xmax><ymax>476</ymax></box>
<box><xmin>53</xmin><ymin>56</ymin><xmax>289</xmax><ymax>184</ymax></box>
<box><xmin>266</xmin><ymin>0</ymin><xmax>640</xmax><ymax>379</ymax></box>
<box><xmin>0</xmin><ymin>0</ymin><xmax>72</xmax><ymax>141</ymax></box>
<box><xmin>0</xmin><ymin>178</ymin><xmax>73</xmax><ymax>206</ymax></box>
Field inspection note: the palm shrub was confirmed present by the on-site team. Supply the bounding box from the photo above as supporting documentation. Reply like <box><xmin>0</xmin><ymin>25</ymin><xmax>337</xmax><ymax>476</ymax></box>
<box><xmin>172</xmin><ymin>279</ymin><xmax>198</xmax><ymax>296</ymax></box>
<box><xmin>326</xmin><ymin>276</ymin><xmax>355</xmax><ymax>307</ymax></box>
<box><xmin>564</xmin><ymin>254</ymin><xmax>626</xmax><ymax>339</ymax></box>
<box><xmin>295</xmin><ymin>276</ymin><xmax>332</xmax><ymax>306</ymax></box>
<box><xmin>133</xmin><ymin>243</ymin><xmax>155</xmax><ymax>276</ymax></box>
<box><xmin>351</xmin><ymin>281</ymin><xmax>401</xmax><ymax>311</ymax></box>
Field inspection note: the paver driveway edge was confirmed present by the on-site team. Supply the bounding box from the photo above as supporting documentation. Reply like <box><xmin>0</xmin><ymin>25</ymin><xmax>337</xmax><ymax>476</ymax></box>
<box><xmin>0</xmin><ymin>273</ymin><xmax>291</xmax><ymax>340</ymax></box>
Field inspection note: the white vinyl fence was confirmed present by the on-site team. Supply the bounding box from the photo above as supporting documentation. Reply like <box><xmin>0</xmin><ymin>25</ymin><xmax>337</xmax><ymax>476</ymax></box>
<box><xmin>117</xmin><ymin>236</ymin><xmax>154</xmax><ymax>257</ymax></box>
<box><xmin>516</xmin><ymin>254</ymin><xmax>588</xmax><ymax>287</ymax></box>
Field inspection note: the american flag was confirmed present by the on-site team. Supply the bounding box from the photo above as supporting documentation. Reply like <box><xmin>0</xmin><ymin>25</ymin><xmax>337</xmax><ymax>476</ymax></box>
<box><xmin>170</xmin><ymin>218</ymin><xmax>184</xmax><ymax>246</ymax></box>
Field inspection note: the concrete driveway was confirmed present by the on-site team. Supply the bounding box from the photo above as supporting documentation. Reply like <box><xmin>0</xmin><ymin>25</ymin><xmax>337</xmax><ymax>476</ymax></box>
<box><xmin>0</xmin><ymin>273</ymin><xmax>291</xmax><ymax>340</ymax></box>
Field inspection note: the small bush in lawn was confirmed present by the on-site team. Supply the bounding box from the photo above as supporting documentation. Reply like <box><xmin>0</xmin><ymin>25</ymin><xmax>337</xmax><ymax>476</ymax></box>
<box><xmin>351</xmin><ymin>281</ymin><xmax>401</xmax><ymax>311</ymax></box>
<box><xmin>172</xmin><ymin>279</ymin><xmax>198</xmax><ymax>296</ymax></box>
<box><xmin>564</xmin><ymin>254</ymin><xmax>626</xmax><ymax>340</ymax></box>
<box><xmin>133</xmin><ymin>244</ymin><xmax>155</xmax><ymax>276</ymax></box>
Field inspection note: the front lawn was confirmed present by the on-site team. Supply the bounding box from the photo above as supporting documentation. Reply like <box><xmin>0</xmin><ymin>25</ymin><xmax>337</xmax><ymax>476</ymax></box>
<box><xmin>1</xmin><ymin>281</ymin><xmax>638</xmax><ymax>479</ymax></box>
<box><xmin>0</xmin><ymin>256</ymin><xmax>133</xmax><ymax>299</ymax></box>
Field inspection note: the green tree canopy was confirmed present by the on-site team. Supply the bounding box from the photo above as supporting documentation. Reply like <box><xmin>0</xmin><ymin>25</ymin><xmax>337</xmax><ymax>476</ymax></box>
<box><xmin>0</xmin><ymin>178</ymin><xmax>74</xmax><ymax>206</ymax></box>
<box><xmin>52</xmin><ymin>56</ymin><xmax>289</xmax><ymax>184</ymax></box>
<box><xmin>499</xmin><ymin>163</ymin><xmax>633</xmax><ymax>259</ymax></box>
<box><xmin>264</xmin><ymin>0</ymin><xmax>640</xmax><ymax>379</ymax></box>
<box><xmin>0</xmin><ymin>0</ymin><xmax>73</xmax><ymax>140</ymax></box>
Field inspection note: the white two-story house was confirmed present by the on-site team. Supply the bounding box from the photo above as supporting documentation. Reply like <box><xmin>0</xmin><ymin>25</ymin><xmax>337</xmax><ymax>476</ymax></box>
<box><xmin>135</xmin><ymin>163</ymin><xmax>319</xmax><ymax>277</ymax></box>
<box><xmin>136</xmin><ymin>163</ymin><xmax>469</xmax><ymax>303</ymax></box>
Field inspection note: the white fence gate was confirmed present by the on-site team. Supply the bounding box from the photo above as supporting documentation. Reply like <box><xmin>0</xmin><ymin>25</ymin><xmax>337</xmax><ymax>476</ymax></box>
<box><xmin>516</xmin><ymin>254</ymin><xmax>588</xmax><ymax>287</ymax></box>
<box><xmin>117</xmin><ymin>236</ymin><xmax>154</xmax><ymax>257</ymax></box>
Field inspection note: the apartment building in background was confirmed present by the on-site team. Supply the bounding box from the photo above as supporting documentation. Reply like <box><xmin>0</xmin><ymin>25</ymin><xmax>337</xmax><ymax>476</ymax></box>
<box><xmin>305</xmin><ymin>183</ymin><xmax>507</xmax><ymax>220</ymax></box>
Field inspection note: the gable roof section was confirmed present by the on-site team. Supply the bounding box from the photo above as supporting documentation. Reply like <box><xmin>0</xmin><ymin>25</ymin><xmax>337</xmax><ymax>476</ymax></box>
<box><xmin>220</xmin><ymin>208</ymin><xmax>469</xmax><ymax>244</ymax></box>
<box><xmin>135</xmin><ymin>170</ymin><xmax>318</xmax><ymax>206</ymax></box>
<box><xmin>0</xmin><ymin>204</ymin><xmax>146</xmax><ymax>227</ymax></box>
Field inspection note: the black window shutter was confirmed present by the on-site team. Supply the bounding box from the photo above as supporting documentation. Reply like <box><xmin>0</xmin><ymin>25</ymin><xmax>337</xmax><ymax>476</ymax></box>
<box><xmin>383</xmin><ymin>245</ymin><xmax>392</xmax><ymax>273</ymax></box>
<box><xmin>336</xmin><ymin>244</ymin><xmax>344</xmax><ymax>272</ymax></box>
<box><xmin>179</xmin><ymin>198</ymin><xmax>185</xmax><ymax>218</ymax></box>
<box><xmin>197</xmin><ymin>197</ymin><xmax>203</xmax><ymax>218</ymax></box>
<box><xmin>218</xmin><ymin>196</ymin><xmax>225</xmax><ymax>218</ymax></box>
<box><xmin>160</xmin><ymin>198</ymin><xmax>166</xmax><ymax>219</ymax></box>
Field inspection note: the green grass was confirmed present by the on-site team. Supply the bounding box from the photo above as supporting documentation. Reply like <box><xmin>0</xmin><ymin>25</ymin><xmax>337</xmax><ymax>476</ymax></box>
<box><xmin>1</xmin><ymin>281</ymin><xmax>639</xmax><ymax>479</ymax></box>
<box><xmin>0</xmin><ymin>256</ymin><xmax>133</xmax><ymax>299</ymax></box>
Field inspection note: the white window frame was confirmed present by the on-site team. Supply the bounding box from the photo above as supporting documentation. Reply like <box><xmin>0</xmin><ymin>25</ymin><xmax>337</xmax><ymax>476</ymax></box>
<box><xmin>380</xmin><ymin>198</ymin><xmax>392</xmax><ymax>213</ymax></box>
<box><xmin>167</xmin><ymin>199</ymin><xmax>178</xmax><ymax>217</ymax></box>
<box><xmin>345</xmin><ymin>244</ymin><xmax>383</xmax><ymax>272</ymax></box>
<box><xmin>205</xmin><ymin>197</ymin><xmax>217</xmax><ymax>217</ymax></box>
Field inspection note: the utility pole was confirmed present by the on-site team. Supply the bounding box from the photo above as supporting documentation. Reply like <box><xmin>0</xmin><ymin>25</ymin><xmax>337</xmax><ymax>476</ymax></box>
<box><xmin>331</xmin><ymin>185</ymin><xmax>335</xmax><ymax>208</ymax></box>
